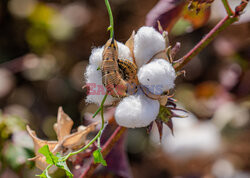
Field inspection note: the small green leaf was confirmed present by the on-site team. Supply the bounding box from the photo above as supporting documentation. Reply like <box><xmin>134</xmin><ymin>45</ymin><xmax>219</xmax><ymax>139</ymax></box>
<box><xmin>93</xmin><ymin>148</ymin><xmax>107</xmax><ymax>166</ymax></box>
<box><xmin>56</xmin><ymin>161</ymin><xmax>73</xmax><ymax>178</ymax></box>
<box><xmin>38</xmin><ymin>145</ymin><xmax>58</xmax><ymax>165</ymax></box>
<box><xmin>97</xmin><ymin>67</ymin><xmax>101</xmax><ymax>70</ymax></box>
<box><xmin>107</xmin><ymin>26</ymin><xmax>112</xmax><ymax>31</ymax></box>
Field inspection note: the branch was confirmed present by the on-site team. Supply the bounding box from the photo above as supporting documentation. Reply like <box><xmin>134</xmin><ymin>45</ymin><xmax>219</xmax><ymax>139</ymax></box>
<box><xmin>221</xmin><ymin>0</ymin><xmax>234</xmax><ymax>16</ymax></box>
<box><xmin>80</xmin><ymin>126</ymin><xmax>127</xmax><ymax>177</ymax></box>
<box><xmin>174</xmin><ymin>0</ymin><xmax>249</xmax><ymax>71</ymax></box>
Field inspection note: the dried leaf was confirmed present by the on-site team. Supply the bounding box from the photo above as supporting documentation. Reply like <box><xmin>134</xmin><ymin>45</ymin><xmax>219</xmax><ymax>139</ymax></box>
<box><xmin>147</xmin><ymin>50</ymin><xmax>169</xmax><ymax>64</ymax></box>
<box><xmin>165</xmin><ymin>118</ymin><xmax>174</xmax><ymax>135</ymax></box>
<box><xmin>155</xmin><ymin>119</ymin><xmax>163</xmax><ymax>142</ymax></box>
<box><xmin>61</xmin><ymin>122</ymin><xmax>98</xmax><ymax>150</ymax></box>
<box><xmin>55</xmin><ymin>107</ymin><xmax>74</xmax><ymax>142</ymax></box>
<box><xmin>27</xmin><ymin>107</ymin><xmax>99</xmax><ymax>171</ymax></box>
<box><xmin>26</xmin><ymin>125</ymin><xmax>58</xmax><ymax>155</ymax></box>
<box><xmin>125</xmin><ymin>31</ymin><xmax>136</xmax><ymax>64</ymax></box>
<box><xmin>146</xmin><ymin>122</ymin><xmax>154</xmax><ymax>134</ymax></box>
<box><xmin>26</xmin><ymin>125</ymin><xmax>58</xmax><ymax>170</ymax></box>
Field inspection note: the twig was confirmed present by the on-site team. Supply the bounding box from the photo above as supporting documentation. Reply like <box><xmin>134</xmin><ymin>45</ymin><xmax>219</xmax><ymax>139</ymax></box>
<box><xmin>221</xmin><ymin>0</ymin><xmax>234</xmax><ymax>16</ymax></box>
<box><xmin>174</xmin><ymin>0</ymin><xmax>249</xmax><ymax>71</ymax></box>
<box><xmin>80</xmin><ymin>126</ymin><xmax>127</xmax><ymax>177</ymax></box>
<box><xmin>105</xmin><ymin>0</ymin><xmax>114</xmax><ymax>38</ymax></box>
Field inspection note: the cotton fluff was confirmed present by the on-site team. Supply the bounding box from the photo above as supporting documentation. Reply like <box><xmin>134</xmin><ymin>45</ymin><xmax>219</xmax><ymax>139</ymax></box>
<box><xmin>151</xmin><ymin>111</ymin><xmax>221</xmax><ymax>160</ymax></box>
<box><xmin>115</xmin><ymin>90</ymin><xmax>160</xmax><ymax>128</ymax></box>
<box><xmin>85</xmin><ymin>64</ymin><xmax>117</xmax><ymax>105</ymax></box>
<box><xmin>117</xmin><ymin>42</ymin><xmax>133</xmax><ymax>62</ymax></box>
<box><xmin>89</xmin><ymin>47</ymin><xmax>103</xmax><ymax>67</ymax></box>
<box><xmin>134</xmin><ymin>26</ymin><xmax>165</xmax><ymax>68</ymax></box>
<box><xmin>137</xmin><ymin>59</ymin><xmax>176</xmax><ymax>94</ymax></box>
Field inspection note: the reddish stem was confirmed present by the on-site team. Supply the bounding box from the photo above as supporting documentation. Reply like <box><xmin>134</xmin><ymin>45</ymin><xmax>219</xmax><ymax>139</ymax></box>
<box><xmin>80</xmin><ymin>126</ymin><xmax>127</xmax><ymax>177</ymax></box>
<box><xmin>174</xmin><ymin>15</ymin><xmax>236</xmax><ymax>71</ymax></box>
<box><xmin>174</xmin><ymin>0</ymin><xmax>249</xmax><ymax>71</ymax></box>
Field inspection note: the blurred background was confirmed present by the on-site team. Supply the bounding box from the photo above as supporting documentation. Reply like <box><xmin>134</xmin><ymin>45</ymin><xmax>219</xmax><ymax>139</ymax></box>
<box><xmin>0</xmin><ymin>0</ymin><xmax>249</xmax><ymax>177</ymax></box>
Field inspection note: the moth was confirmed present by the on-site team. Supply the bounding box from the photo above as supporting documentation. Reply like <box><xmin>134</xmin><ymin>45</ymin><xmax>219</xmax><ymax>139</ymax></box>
<box><xmin>101</xmin><ymin>38</ymin><xmax>138</xmax><ymax>98</ymax></box>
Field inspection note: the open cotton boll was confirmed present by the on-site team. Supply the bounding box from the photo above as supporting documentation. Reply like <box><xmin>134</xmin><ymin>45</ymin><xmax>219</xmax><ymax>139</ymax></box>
<box><xmin>134</xmin><ymin>26</ymin><xmax>166</xmax><ymax>68</ymax></box>
<box><xmin>89</xmin><ymin>47</ymin><xmax>103</xmax><ymax>67</ymax></box>
<box><xmin>138</xmin><ymin>59</ymin><xmax>176</xmax><ymax>94</ymax></box>
<box><xmin>84</xmin><ymin>64</ymin><xmax>117</xmax><ymax>105</ymax></box>
<box><xmin>115</xmin><ymin>90</ymin><xmax>160</xmax><ymax>128</ymax></box>
<box><xmin>151</xmin><ymin>111</ymin><xmax>220</xmax><ymax>160</ymax></box>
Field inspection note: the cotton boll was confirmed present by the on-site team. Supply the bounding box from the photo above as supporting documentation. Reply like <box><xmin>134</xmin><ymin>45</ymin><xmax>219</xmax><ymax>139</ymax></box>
<box><xmin>138</xmin><ymin>59</ymin><xmax>176</xmax><ymax>94</ymax></box>
<box><xmin>89</xmin><ymin>47</ymin><xmax>103</xmax><ymax>67</ymax></box>
<box><xmin>117</xmin><ymin>42</ymin><xmax>133</xmax><ymax>62</ymax></box>
<box><xmin>115</xmin><ymin>90</ymin><xmax>160</xmax><ymax>128</ymax></box>
<box><xmin>151</xmin><ymin>111</ymin><xmax>221</xmax><ymax>160</ymax></box>
<box><xmin>84</xmin><ymin>64</ymin><xmax>117</xmax><ymax>105</ymax></box>
<box><xmin>134</xmin><ymin>26</ymin><xmax>165</xmax><ymax>68</ymax></box>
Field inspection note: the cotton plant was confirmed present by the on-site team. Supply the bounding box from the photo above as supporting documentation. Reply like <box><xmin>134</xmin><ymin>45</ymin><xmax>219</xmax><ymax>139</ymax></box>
<box><xmin>85</xmin><ymin>25</ymin><xmax>185</xmax><ymax>135</ymax></box>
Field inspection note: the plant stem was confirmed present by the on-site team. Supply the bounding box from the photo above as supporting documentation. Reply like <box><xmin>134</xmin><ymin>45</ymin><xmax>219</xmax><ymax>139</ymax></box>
<box><xmin>174</xmin><ymin>15</ymin><xmax>237</xmax><ymax>71</ymax></box>
<box><xmin>174</xmin><ymin>0</ymin><xmax>249</xmax><ymax>71</ymax></box>
<box><xmin>63</xmin><ymin>94</ymin><xmax>108</xmax><ymax>160</ymax></box>
<box><xmin>105</xmin><ymin>0</ymin><xmax>114</xmax><ymax>38</ymax></box>
<box><xmin>80</xmin><ymin>126</ymin><xmax>127</xmax><ymax>177</ymax></box>
<box><xmin>221</xmin><ymin>0</ymin><xmax>234</xmax><ymax>16</ymax></box>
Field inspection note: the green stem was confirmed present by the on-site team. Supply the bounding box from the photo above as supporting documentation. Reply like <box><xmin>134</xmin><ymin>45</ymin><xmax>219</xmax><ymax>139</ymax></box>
<box><xmin>221</xmin><ymin>0</ymin><xmax>234</xmax><ymax>16</ymax></box>
<box><xmin>92</xmin><ymin>107</ymin><xmax>101</xmax><ymax>118</ymax></box>
<box><xmin>105</xmin><ymin>0</ymin><xmax>114</xmax><ymax>38</ymax></box>
<box><xmin>62</xmin><ymin>94</ymin><xmax>108</xmax><ymax>160</ymax></box>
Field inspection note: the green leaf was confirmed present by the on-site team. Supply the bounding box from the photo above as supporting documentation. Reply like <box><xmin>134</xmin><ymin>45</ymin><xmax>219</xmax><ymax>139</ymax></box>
<box><xmin>38</xmin><ymin>145</ymin><xmax>58</xmax><ymax>165</ymax></box>
<box><xmin>56</xmin><ymin>161</ymin><xmax>73</xmax><ymax>178</ymax></box>
<box><xmin>93</xmin><ymin>148</ymin><xmax>107</xmax><ymax>166</ymax></box>
<box><xmin>107</xmin><ymin>26</ymin><xmax>112</xmax><ymax>31</ymax></box>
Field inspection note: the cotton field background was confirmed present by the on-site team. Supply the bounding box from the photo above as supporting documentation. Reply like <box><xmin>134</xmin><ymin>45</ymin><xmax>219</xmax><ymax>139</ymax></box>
<box><xmin>0</xmin><ymin>0</ymin><xmax>250</xmax><ymax>178</ymax></box>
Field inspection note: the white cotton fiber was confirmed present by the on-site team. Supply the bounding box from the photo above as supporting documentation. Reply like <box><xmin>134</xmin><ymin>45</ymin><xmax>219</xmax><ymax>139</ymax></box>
<box><xmin>115</xmin><ymin>90</ymin><xmax>160</xmax><ymax>128</ymax></box>
<box><xmin>117</xmin><ymin>42</ymin><xmax>133</xmax><ymax>62</ymax></box>
<box><xmin>89</xmin><ymin>47</ymin><xmax>103</xmax><ymax>67</ymax></box>
<box><xmin>84</xmin><ymin>64</ymin><xmax>117</xmax><ymax>105</ymax></box>
<box><xmin>137</xmin><ymin>59</ymin><xmax>176</xmax><ymax>94</ymax></box>
<box><xmin>134</xmin><ymin>26</ymin><xmax>165</xmax><ymax>68</ymax></box>
<box><xmin>150</xmin><ymin>111</ymin><xmax>221</xmax><ymax>160</ymax></box>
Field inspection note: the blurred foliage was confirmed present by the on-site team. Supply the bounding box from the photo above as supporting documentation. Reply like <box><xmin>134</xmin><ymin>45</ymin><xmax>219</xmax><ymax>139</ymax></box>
<box><xmin>0</xmin><ymin>113</ymin><xmax>34</xmax><ymax>173</ymax></box>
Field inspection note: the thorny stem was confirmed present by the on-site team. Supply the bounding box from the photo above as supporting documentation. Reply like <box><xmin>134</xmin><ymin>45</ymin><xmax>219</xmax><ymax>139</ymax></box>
<box><xmin>81</xmin><ymin>126</ymin><xmax>127</xmax><ymax>178</ymax></box>
<box><xmin>221</xmin><ymin>0</ymin><xmax>234</xmax><ymax>16</ymax></box>
<box><xmin>174</xmin><ymin>0</ymin><xmax>249</xmax><ymax>71</ymax></box>
<box><xmin>105</xmin><ymin>0</ymin><xmax>114</xmax><ymax>38</ymax></box>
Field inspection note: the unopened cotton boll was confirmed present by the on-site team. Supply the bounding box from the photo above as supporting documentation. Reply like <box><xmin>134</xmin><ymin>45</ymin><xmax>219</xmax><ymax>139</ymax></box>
<box><xmin>134</xmin><ymin>26</ymin><xmax>166</xmax><ymax>68</ymax></box>
<box><xmin>115</xmin><ymin>90</ymin><xmax>160</xmax><ymax>128</ymax></box>
<box><xmin>84</xmin><ymin>64</ymin><xmax>117</xmax><ymax>105</ymax></box>
<box><xmin>138</xmin><ymin>59</ymin><xmax>176</xmax><ymax>94</ymax></box>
